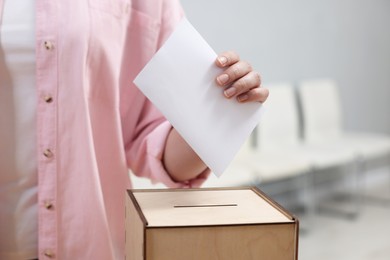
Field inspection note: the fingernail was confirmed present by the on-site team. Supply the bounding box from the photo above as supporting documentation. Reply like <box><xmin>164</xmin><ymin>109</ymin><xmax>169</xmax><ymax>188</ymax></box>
<box><xmin>224</xmin><ymin>87</ymin><xmax>237</xmax><ymax>98</ymax></box>
<box><xmin>218</xmin><ymin>56</ymin><xmax>228</xmax><ymax>66</ymax></box>
<box><xmin>217</xmin><ymin>74</ymin><xmax>229</xmax><ymax>85</ymax></box>
<box><xmin>238</xmin><ymin>94</ymin><xmax>249</xmax><ymax>102</ymax></box>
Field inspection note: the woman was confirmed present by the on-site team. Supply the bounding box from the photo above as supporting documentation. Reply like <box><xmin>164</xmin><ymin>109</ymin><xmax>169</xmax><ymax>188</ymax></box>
<box><xmin>0</xmin><ymin>0</ymin><xmax>268</xmax><ymax>259</ymax></box>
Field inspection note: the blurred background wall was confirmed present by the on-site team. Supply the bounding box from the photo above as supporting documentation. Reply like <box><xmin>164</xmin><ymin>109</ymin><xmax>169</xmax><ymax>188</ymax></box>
<box><xmin>180</xmin><ymin>0</ymin><xmax>390</xmax><ymax>135</ymax></box>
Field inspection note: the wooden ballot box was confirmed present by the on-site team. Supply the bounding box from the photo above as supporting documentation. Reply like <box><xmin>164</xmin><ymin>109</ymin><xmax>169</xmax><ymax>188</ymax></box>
<box><xmin>125</xmin><ymin>187</ymin><xmax>299</xmax><ymax>260</ymax></box>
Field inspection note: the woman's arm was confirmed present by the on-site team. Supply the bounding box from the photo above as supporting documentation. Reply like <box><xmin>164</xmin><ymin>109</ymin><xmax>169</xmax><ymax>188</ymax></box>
<box><xmin>163</xmin><ymin>128</ymin><xmax>207</xmax><ymax>182</ymax></box>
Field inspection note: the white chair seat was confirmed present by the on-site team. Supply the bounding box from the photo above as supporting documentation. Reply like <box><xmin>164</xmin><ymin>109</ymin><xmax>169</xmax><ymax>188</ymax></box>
<box><xmin>289</xmin><ymin>144</ymin><xmax>356</xmax><ymax>170</ymax></box>
<box><xmin>252</xmin><ymin>144</ymin><xmax>354</xmax><ymax>178</ymax></box>
<box><xmin>203</xmin><ymin>142</ymin><xmax>312</xmax><ymax>187</ymax></box>
<box><xmin>331</xmin><ymin>133</ymin><xmax>390</xmax><ymax>160</ymax></box>
<box><xmin>246</xmin><ymin>151</ymin><xmax>310</xmax><ymax>182</ymax></box>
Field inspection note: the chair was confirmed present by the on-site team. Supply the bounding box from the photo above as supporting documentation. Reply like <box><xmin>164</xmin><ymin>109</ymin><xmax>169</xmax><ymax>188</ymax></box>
<box><xmin>203</xmin><ymin>84</ymin><xmax>311</xmax><ymax>189</ymax></box>
<box><xmin>298</xmin><ymin>79</ymin><xmax>390</xmax><ymax>162</ymax></box>
<box><xmin>203</xmin><ymin>95</ymin><xmax>311</xmax><ymax>190</ymax></box>
<box><xmin>254</xmin><ymin>84</ymin><xmax>311</xmax><ymax>184</ymax></box>
<box><xmin>255</xmin><ymin>83</ymin><xmax>358</xmax><ymax>218</ymax></box>
<box><xmin>298</xmin><ymin>79</ymin><xmax>390</xmax><ymax>202</ymax></box>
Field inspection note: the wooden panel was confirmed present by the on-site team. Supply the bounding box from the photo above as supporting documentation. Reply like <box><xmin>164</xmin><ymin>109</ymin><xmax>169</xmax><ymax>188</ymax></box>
<box><xmin>133</xmin><ymin>188</ymin><xmax>293</xmax><ymax>227</ymax></box>
<box><xmin>145</xmin><ymin>224</ymin><xmax>297</xmax><ymax>260</ymax></box>
<box><xmin>125</xmin><ymin>192</ymin><xmax>145</xmax><ymax>260</ymax></box>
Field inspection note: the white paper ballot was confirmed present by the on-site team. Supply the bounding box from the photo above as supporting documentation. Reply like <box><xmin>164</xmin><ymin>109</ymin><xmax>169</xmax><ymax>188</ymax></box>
<box><xmin>134</xmin><ymin>18</ymin><xmax>263</xmax><ymax>176</ymax></box>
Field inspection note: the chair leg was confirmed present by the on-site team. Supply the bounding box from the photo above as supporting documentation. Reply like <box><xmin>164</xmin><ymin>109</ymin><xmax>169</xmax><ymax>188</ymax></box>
<box><xmin>387</xmin><ymin>152</ymin><xmax>390</xmax><ymax>195</ymax></box>
<box><xmin>353</xmin><ymin>156</ymin><xmax>363</xmax><ymax>216</ymax></box>
<box><xmin>315</xmin><ymin>160</ymin><xmax>360</xmax><ymax>220</ymax></box>
<box><xmin>341</xmin><ymin>158</ymin><xmax>361</xmax><ymax>218</ymax></box>
<box><xmin>360</xmin><ymin>152</ymin><xmax>390</xmax><ymax>206</ymax></box>
<box><xmin>303</xmin><ymin>168</ymin><xmax>316</xmax><ymax>226</ymax></box>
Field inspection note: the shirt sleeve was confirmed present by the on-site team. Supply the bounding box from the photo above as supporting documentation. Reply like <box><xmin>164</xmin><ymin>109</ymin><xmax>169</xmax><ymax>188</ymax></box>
<box><xmin>135</xmin><ymin>120</ymin><xmax>210</xmax><ymax>188</ymax></box>
<box><xmin>124</xmin><ymin>0</ymin><xmax>210</xmax><ymax>188</ymax></box>
<box><xmin>156</xmin><ymin>0</ymin><xmax>184</xmax><ymax>48</ymax></box>
<box><xmin>126</xmin><ymin>100</ymin><xmax>210</xmax><ymax>188</ymax></box>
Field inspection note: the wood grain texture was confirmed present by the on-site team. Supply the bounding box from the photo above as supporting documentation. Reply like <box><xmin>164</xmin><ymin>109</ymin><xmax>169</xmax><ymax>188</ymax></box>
<box><xmin>125</xmin><ymin>193</ymin><xmax>145</xmax><ymax>260</ymax></box>
<box><xmin>145</xmin><ymin>224</ymin><xmax>297</xmax><ymax>260</ymax></box>
<box><xmin>133</xmin><ymin>189</ymin><xmax>293</xmax><ymax>227</ymax></box>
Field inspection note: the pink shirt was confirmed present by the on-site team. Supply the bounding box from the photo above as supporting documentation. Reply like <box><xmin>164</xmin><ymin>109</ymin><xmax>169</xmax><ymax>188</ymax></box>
<box><xmin>0</xmin><ymin>0</ymin><xmax>208</xmax><ymax>259</ymax></box>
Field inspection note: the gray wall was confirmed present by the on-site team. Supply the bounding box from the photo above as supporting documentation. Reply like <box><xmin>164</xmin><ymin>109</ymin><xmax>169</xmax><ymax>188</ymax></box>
<box><xmin>180</xmin><ymin>0</ymin><xmax>390</xmax><ymax>134</ymax></box>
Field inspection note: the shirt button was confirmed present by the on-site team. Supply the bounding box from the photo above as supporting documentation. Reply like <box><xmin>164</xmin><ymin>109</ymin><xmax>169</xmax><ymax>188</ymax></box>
<box><xmin>44</xmin><ymin>41</ymin><xmax>54</xmax><ymax>50</ymax></box>
<box><xmin>44</xmin><ymin>249</ymin><xmax>55</xmax><ymax>258</ymax></box>
<box><xmin>43</xmin><ymin>149</ymin><xmax>54</xmax><ymax>158</ymax></box>
<box><xmin>44</xmin><ymin>95</ymin><xmax>53</xmax><ymax>103</ymax></box>
<box><xmin>44</xmin><ymin>201</ymin><xmax>54</xmax><ymax>210</ymax></box>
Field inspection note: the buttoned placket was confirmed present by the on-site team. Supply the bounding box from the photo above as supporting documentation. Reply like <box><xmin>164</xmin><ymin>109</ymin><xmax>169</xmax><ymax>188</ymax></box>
<box><xmin>36</xmin><ymin>0</ymin><xmax>59</xmax><ymax>258</ymax></box>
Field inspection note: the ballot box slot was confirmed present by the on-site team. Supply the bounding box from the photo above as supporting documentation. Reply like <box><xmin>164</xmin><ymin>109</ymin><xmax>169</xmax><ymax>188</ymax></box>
<box><xmin>173</xmin><ymin>204</ymin><xmax>238</xmax><ymax>208</ymax></box>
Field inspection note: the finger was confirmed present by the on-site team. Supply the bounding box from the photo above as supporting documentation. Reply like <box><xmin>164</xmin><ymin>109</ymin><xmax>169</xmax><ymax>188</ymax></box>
<box><xmin>223</xmin><ymin>71</ymin><xmax>261</xmax><ymax>98</ymax></box>
<box><xmin>216</xmin><ymin>61</ymin><xmax>252</xmax><ymax>86</ymax></box>
<box><xmin>215</xmin><ymin>50</ymin><xmax>240</xmax><ymax>68</ymax></box>
<box><xmin>237</xmin><ymin>87</ymin><xmax>269</xmax><ymax>103</ymax></box>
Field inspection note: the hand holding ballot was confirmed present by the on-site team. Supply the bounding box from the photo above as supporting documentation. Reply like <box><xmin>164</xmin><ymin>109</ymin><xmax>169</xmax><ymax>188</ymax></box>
<box><xmin>215</xmin><ymin>51</ymin><xmax>269</xmax><ymax>104</ymax></box>
<box><xmin>163</xmin><ymin>51</ymin><xmax>269</xmax><ymax>182</ymax></box>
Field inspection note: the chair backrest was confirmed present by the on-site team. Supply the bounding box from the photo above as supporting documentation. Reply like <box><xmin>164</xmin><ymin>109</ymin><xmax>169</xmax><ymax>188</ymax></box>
<box><xmin>256</xmin><ymin>83</ymin><xmax>300</xmax><ymax>151</ymax></box>
<box><xmin>298</xmin><ymin>79</ymin><xmax>343</xmax><ymax>143</ymax></box>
